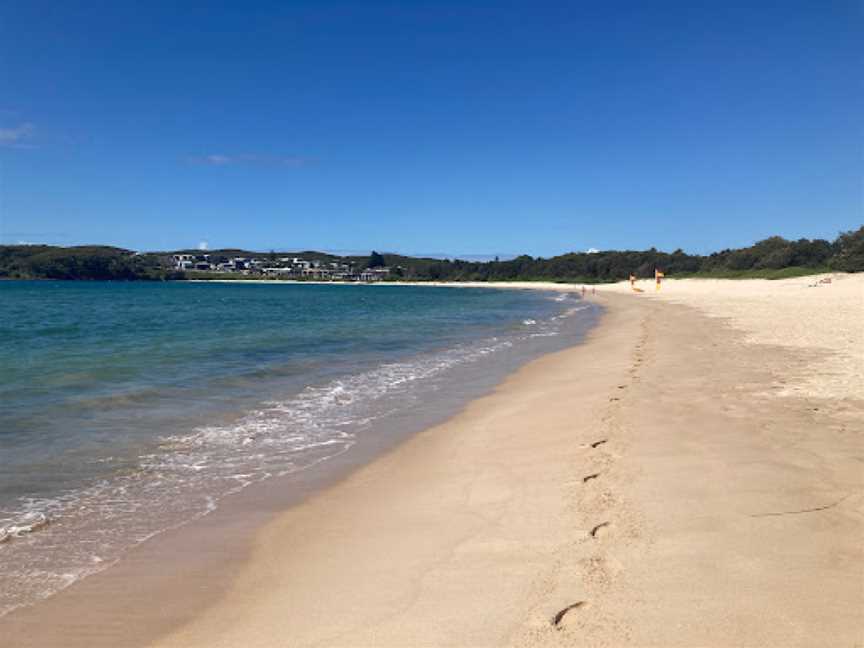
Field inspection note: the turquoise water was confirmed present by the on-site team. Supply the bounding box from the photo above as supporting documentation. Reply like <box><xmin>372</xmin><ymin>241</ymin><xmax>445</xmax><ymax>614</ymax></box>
<box><xmin>0</xmin><ymin>280</ymin><xmax>598</xmax><ymax>615</ymax></box>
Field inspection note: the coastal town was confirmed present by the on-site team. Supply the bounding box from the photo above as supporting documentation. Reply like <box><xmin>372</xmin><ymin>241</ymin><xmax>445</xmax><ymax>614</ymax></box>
<box><xmin>171</xmin><ymin>253</ymin><xmax>394</xmax><ymax>282</ymax></box>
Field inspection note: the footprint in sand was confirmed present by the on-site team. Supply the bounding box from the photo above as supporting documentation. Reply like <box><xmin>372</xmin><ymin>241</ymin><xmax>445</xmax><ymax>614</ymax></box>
<box><xmin>551</xmin><ymin>601</ymin><xmax>586</xmax><ymax>628</ymax></box>
<box><xmin>590</xmin><ymin>521</ymin><xmax>611</xmax><ymax>538</ymax></box>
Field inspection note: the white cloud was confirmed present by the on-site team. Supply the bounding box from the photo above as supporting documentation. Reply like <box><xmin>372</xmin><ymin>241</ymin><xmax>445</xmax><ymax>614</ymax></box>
<box><xmin>586</xmin><ymin>247</ymin><xmax>600</xmax><ymax>254</ymax></box>
<box><xmin>189</xmin><ymin>153</ymin><xmax>314</xmax><ymax>167</ymax></box>
<box><xmin>203</xmin><ymin>154</ymin><xmax>232</xmax><ymax>165</ymax></box>
<box><xmin>0</xmin><ymin>122</ymin><xmax>35</xmax><ymax>147</ymax></box>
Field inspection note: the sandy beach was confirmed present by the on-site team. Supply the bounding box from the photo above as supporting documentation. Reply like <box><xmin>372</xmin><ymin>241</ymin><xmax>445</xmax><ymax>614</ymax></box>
<box><xmin>4</xmin><ymin>274</ymin><xmax>862</xmax><ymax>647</ymax></box>
<box><xmin>145</xmin><ymin>273</ymin><xmax>862</xmax><ymax>647</ymax></box>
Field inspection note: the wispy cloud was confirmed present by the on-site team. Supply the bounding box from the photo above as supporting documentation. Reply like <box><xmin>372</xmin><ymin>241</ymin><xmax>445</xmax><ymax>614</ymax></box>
<box><xmin>0</xmin><ymin>230</ymin><xmax>72</xmax><ymax>245</ymax></box>
<box><xmin>0</xmin><ymin>122</ymin><xmax>36</xmax><ymax>148</ymax></box>
<box><xmin>188</xmin><ymin>153</ymin><xmax>315</xmax><ymax>168</ymax></box>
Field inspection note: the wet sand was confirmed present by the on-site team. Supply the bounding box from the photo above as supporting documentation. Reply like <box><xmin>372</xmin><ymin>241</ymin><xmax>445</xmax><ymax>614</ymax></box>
<box><xmin>4</xmin><ymin>275</ymin><xmax>863</xmax><ymax>647</ymax></box>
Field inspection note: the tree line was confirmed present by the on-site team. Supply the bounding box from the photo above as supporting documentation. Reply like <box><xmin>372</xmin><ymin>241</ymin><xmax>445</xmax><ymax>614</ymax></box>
<box><xmin>1</xmin><ymin>226</ymin><xmax>861</xmax><ymax>282</ymax></box>
<box><xmin>373</xmin><ymin>227</ymin><xmax>863</xmax><ymax>282</ymax></box>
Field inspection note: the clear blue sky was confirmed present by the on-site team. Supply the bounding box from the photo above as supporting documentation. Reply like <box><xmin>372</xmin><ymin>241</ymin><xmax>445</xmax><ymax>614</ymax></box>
<box><xmin>1</xmin><ymin>1</ymin><xmax>860</xmax><ymax>257</ymax></box>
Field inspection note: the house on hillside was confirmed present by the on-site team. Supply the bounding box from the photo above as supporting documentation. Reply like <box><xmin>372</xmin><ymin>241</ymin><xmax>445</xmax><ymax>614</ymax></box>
<box><xmin>173</xmin><ymin>254</ymin><xmax>213</xmax><ymax>271</ymax></box>
<box><xmin>263</xmin><ymin>267</ymin><xmax>294</xmax><ymax>277</ymax></box>
<box><xmin>173</xmin><ymin>254</ymin><xmax>195</xmax><ymax>270</ymax></box>
<box><xmin>359</xmin><ymin>267</ymin><xmax>390</xmax><ymax>282</ymax></box>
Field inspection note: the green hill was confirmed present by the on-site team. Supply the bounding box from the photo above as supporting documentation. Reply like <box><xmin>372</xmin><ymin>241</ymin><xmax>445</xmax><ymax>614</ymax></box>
<box><xmin>1</xmin><ymin>226</ymin><xmax>861</xmax><ymax>282</ymax></box>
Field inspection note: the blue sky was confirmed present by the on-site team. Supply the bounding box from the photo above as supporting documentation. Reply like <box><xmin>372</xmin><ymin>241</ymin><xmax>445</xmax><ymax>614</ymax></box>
<box><xmin>0</xmin><ymin>1</ymin><xmax>860</xmax><ymax>257</ymax></box>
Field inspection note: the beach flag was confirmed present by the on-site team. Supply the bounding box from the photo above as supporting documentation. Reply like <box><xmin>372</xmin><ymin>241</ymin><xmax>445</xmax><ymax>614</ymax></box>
<box><xmin>655</xmin><ymin>269</ymin><xmax>665</xmax><ymax>290</ymax></box>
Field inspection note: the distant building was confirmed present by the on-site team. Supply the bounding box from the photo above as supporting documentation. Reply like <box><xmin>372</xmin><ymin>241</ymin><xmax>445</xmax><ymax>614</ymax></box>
<box><xmin>173</xmin><ymin>253</ymin><xmax>211</xmax><ymax>271</ymax></box>
<box><xmin>170</xmin><ymin>252</ymin><xmax>384</xmax><ymax>280</ymax></box>
<box><xmin>172</xmin><ymin>254</ymin><xmax>191</xmax><ymax>270</ymax></box>
<box><xmin>359</xmin><ymin>267</ymin><xmax>390</xmax><ymax>282</ymax></box>
<box><xmin>263</xmin><ymin>267</ymin><xmax>294</xmax><ymax>276</ymax></box>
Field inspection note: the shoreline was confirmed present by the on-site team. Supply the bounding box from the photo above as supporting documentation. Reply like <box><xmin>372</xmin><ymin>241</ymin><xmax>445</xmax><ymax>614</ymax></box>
<box><xmin>0</xmin><ymin>283</ymin><xmax>601</xmax><ymax>646</ymax></box>
<box><xmin>3</xmin><ymin>275</ymin><xmax>862</xmax><ymax>647</ymax></box>
<box><xmin>181</xmin><ymin>278</ymin><xmax>591</xmax><ymax>290</ymax></box>
<box><xmin>157</xmin><ymin>292</ymin><xmax>638</xmax><ymax>647</ymax></box>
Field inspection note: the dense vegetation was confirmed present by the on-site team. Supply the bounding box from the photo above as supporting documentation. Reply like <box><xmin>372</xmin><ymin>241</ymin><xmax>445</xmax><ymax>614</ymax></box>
<box><xmin>371</xmin><ymin>227</ymin><xmax>863</xmax><ymax>282</ymax></box>
<box><xmin>1</xmin><ymin>226</ymin><xmax>861</xmax><ymax>282</ymax></box>
<box><xmin>0</xmin><ymin>246</ymin><xmax>178</xmax><ymax>280</ymax></box>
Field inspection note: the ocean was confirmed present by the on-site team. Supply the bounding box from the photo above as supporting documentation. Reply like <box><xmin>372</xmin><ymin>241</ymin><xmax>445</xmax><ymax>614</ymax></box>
<box><xmin>0</xmin><ymin>280</ymin><xmax>599</xmax><ymax>616</ymax></box>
